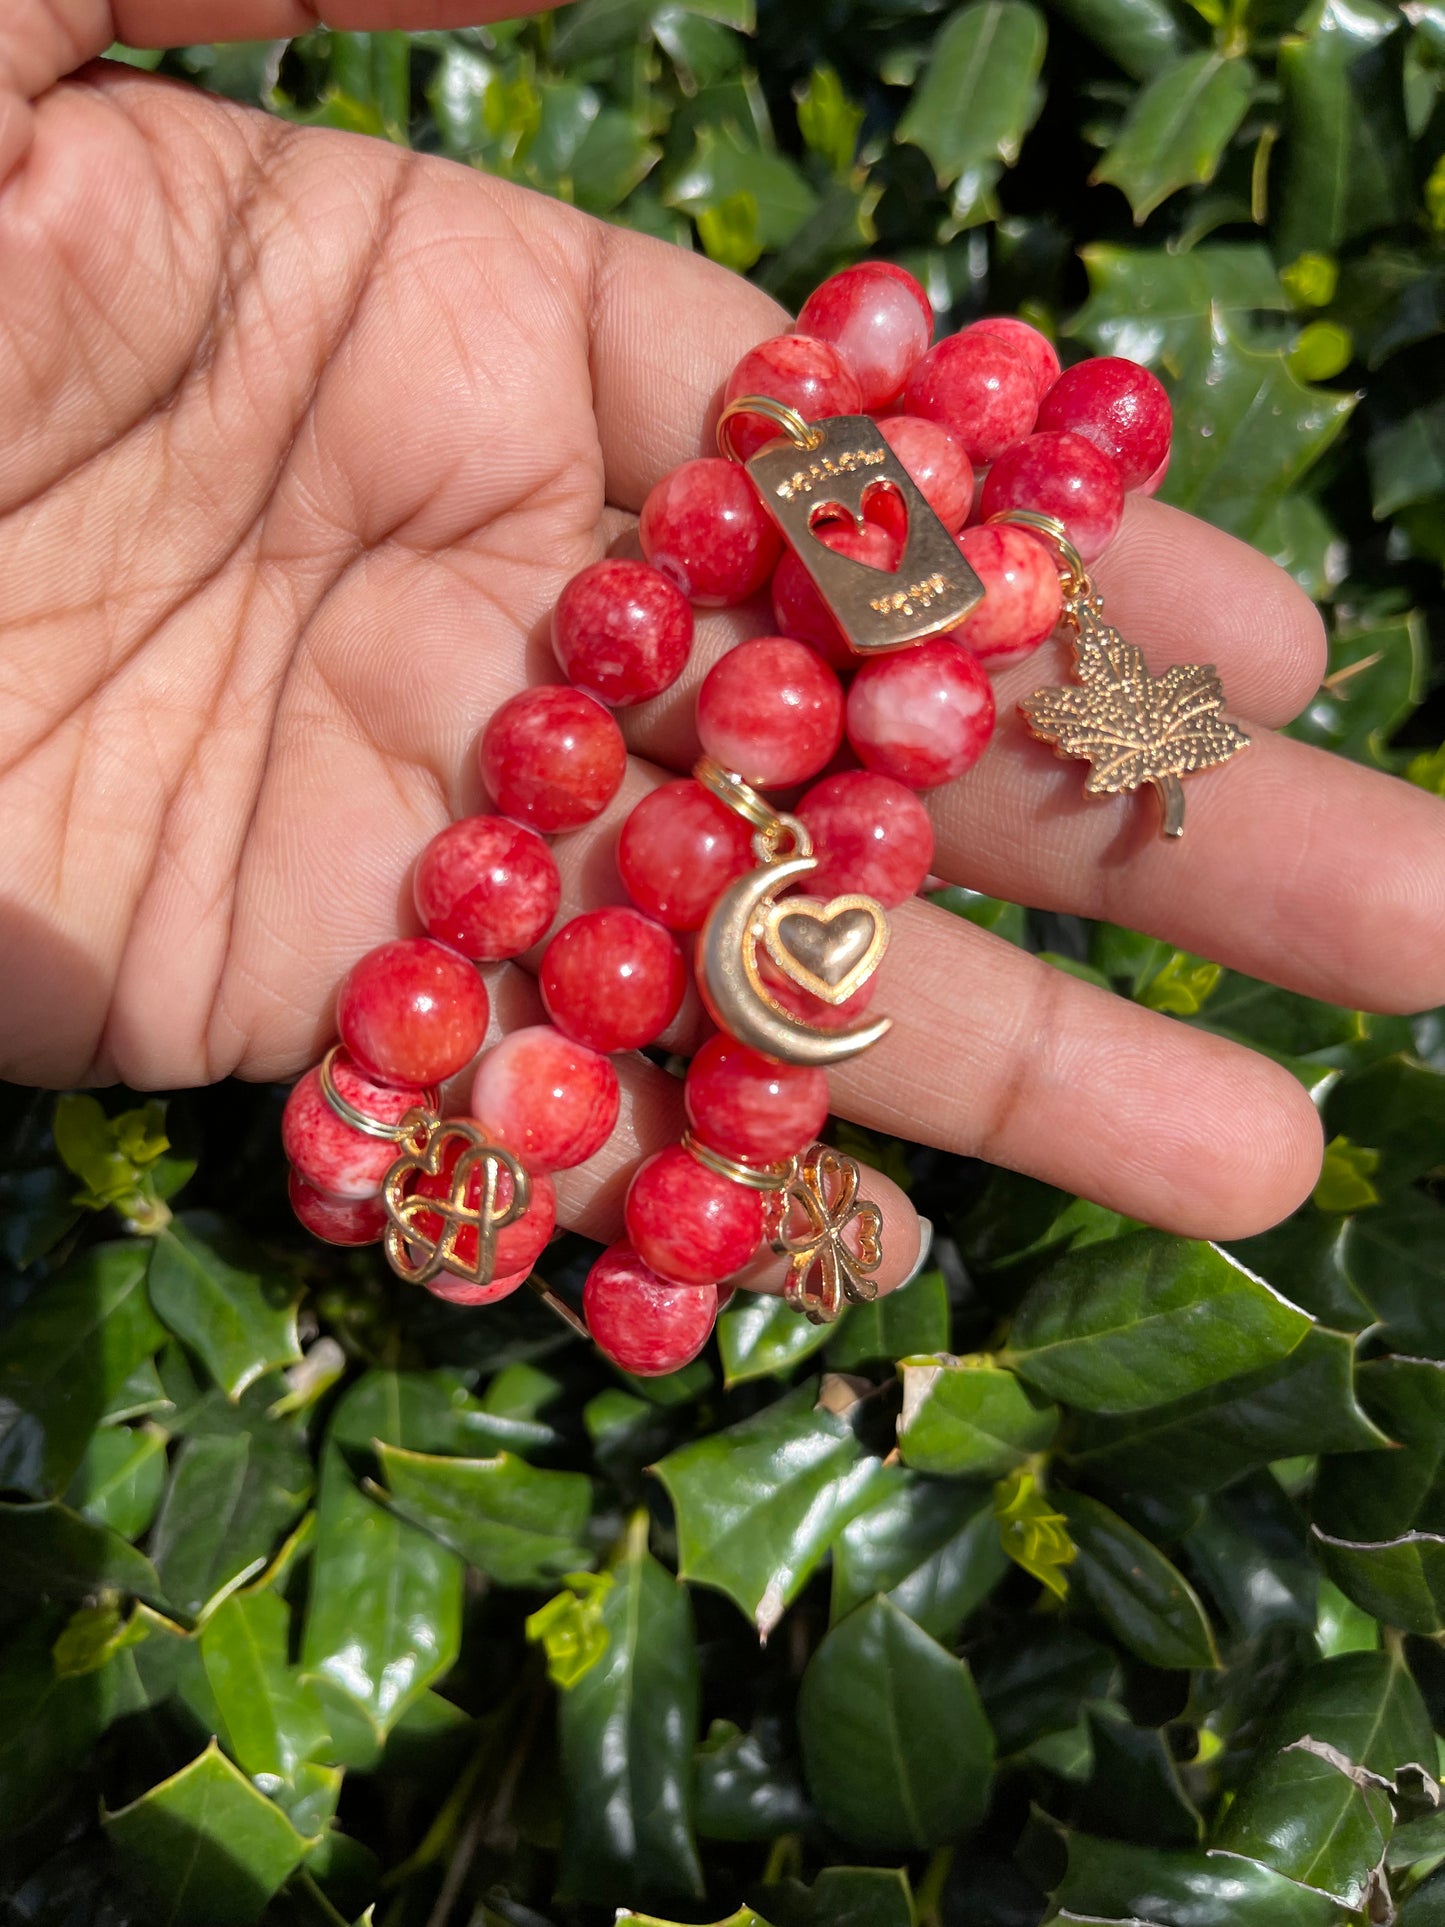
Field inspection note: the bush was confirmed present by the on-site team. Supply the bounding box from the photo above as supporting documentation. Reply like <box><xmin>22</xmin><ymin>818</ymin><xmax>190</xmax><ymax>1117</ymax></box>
<box><xmin>2</xmin><ymin>2</ymin><xmax>1443</xmax><ymax>1922</ymax></box>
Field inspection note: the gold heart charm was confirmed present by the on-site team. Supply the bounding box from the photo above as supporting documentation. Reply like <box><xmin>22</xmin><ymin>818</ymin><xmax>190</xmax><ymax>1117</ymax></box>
<box><xmin>381</xmin><ymin>1117</ymin><xmax>531</xmax><ymax>1289</ymax></box>
<box><xmin>760</xmin><ymin>893</ymin><xmax>888</xmax><ymax>1007</ymax></box>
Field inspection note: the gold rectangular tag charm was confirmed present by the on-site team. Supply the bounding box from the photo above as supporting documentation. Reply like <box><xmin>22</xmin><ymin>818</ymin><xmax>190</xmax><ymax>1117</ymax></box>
<box><xmin>745</xmin><ymin>414</ymin><xmax>984</xmax><ymax>654</ymax></box>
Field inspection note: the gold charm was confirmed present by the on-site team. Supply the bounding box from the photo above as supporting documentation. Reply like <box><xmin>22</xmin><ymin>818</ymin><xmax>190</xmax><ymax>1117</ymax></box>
<box><xmin>717</xmin><ymin>397</ymin><xmax>984</xmax><ymax>654</ymax></box>
<box><xmin>381</xmin><ymin>1118</ymin><xmax>531</xmax><ymax>1290</ymax></box>
<box><xmin>765</xmin><ymin>1143</ymin><xmax>884</xmax><ymax>1324</ymax></box>
<box><xmin>695</xmin><ymin>760</ymin><xmax>892</xmax><ymax>1067</ymax></box>
<box><xmin>1008</xmin><ymin>512</ymin><xmax>1250</xmax><ymax>839</ymax></box>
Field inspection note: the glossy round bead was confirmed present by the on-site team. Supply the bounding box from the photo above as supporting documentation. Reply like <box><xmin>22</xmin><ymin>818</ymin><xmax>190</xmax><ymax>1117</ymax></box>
<box><xmin>470</xmin><ymin>1025</ymin><xmax>620</xmax><ymax>1173</ymax></box>
<box><xmin>583</xmin><ymin>1241</ymin><xmax>719</xmax><ymax>1377</ymax></box>
<box><xmin>282</xmin><ymin>1053</ymin><xmax>427</xmax><ymax>1200</ymax></box>
<box><xmin>846</xmin><ymin>637</ymin><xmax>996</xmax><ymax>790</ymax></box>
<box><xmin>796</xmin><ymin>264</ymin><xmax>932</xmax><ymax>412</ymax></box>
<box><xmin>617</xmin><ymin>780</ymin><xmax>755</xmax><ymax>933</ymax></box>
<box><xmin>414</xmin><ymin>816</ymin><xmax>560</xmax><ymax>961</ymax></box>
<box><xmin>876</xmin><ymin>415</ymin><xmax>974</xmax><ymax>530</ymax></box>
<box><xmin>479</xmin><ymin>686</ymin><xmax>626</xmax><ymax>833</ymax></box>
<box><xmin>423</xmin><ymin>1267</ymin><xmax>531</xmax><ymax>1308</ymax></box>
<box><xmin>685</xmin><ymin>1034</ymin><xmax>829</xmax><ymax>1164</ymax></box>
<box><xmin>797</xmin><ymin>769</ymin><xmax>935</xmax><ymax>908</ymax></box>
<box><xmin>404</xmin><ymin>1133</ymin><xmax>557</xmax><ymax>1284</ymax></box>
<box><xmin>551</xmin><ymin>558</ymin><xmax>693</xmax><ymax>705</ymax></box>
<box><xmin>696</xmin><ymin>636</ymin><xmax>845</xmax><ymax>788</ymax></box>
<box><xmin>338</xmin><ymin>938</ymin><xmax>489</xmax><ymax>1088</ymax></box>
<box><xmin>772</xmin><ymin>520</ymin><xmax>901</xmax><ymax>671</ymax></box>
<box><xmin>960</xmin><ymin>317</ymin><xmax>1061</xmax><ymax>404</ymax></box>
<box><xmin>639</xmin><ymin>458</ymin><xmax>782</xmax><ymax>607</ymax></box>
<box><xmin>1035</xmin><ymin>355</ymin><xmax>1172</xmax><ymax>491</ymax></box>
<box><xmin>1140</xmin><ymin>451</ymin><xmax>1170</xmax><ymax>498</ymax></box>
<box><xmin>721</xmin><ymin>334</ymin><xmax>863</xmax><ymax>461</ymax></box>
<box><xmin>288</xmin><ymin>1171</ymin><xmax>386</xmax><ymax>1246</ymax></box>
<box><xmin>903</xmin><ymin>332</ymin><xmax>1038</xmax><ymax>465</ymax></box>
<box><xmin>540</xmin><ymin>907</ymin><xmax>686</xmax><ymax>1053</ymax></box>
<box><xmin>979</xmin><ymin>429</ymin><xmax>1125</xmax><ymax>564</ymax></box>
<box><xmin>952</xmin><ymin>524</ymin><xmax>1063</xmax><ymax>664</ymax></box>
<box><xmin>624</xmin><ymin>1145</ymin><xmax>764</xmax><ymax>1287</ymax></box>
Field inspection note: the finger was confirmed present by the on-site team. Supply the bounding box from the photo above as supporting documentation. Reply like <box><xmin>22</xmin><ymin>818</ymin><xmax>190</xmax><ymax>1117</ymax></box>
<box><xmin>480</xmin><ymin>966</ymin><xmax>925</xmax><ymax>1293</ymax></box>
<box><xmin>926</xmin><ymin>705</ymin><xmax>1445</xmax><ymax>1018</ymax></box>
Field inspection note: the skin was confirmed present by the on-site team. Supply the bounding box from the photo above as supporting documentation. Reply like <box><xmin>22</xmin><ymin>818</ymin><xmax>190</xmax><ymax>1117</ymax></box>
<box><xmin>5</xmin><ymin>3</ymin><xmax>1445</xmax><ymax>1304</ymax></box>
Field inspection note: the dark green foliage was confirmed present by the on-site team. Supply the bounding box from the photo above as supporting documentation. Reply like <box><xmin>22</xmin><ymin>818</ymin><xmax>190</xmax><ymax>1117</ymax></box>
<box><xmin>2</xmin><ymin>0</ymin><xmax>1442</xmax><ymax>1918</ymax></box>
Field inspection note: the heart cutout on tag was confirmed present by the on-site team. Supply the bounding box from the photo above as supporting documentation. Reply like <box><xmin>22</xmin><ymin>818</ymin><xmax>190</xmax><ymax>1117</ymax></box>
<box><xmin>760</xmin><ymin>893</ymin><xmax>889</xmax><ymax>1007</ymax></box>
<box><xmin>808</xmin><ymin>483</ymin><xmax>906</xmax><ymax>574</ymax></box>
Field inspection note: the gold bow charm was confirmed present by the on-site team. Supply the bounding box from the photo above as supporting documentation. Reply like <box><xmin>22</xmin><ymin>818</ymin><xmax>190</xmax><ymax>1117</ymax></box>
<box><xmin>766</xmin><ymin>1143</ymin><xmax>883</xmax><ymax>1324</ymax></box>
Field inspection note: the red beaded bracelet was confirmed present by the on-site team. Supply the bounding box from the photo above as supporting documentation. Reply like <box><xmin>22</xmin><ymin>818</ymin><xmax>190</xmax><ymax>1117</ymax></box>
<box><xmin>282</xmin><ymin>260</ymin><xmax>1250</xmax><ymax>1375</ymax></box>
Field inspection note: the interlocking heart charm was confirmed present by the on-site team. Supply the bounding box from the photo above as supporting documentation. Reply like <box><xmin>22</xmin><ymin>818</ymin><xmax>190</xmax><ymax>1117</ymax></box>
<box><xmin>760</xmin><ymin>892</ymin><xmax>889</xmax><ymax>1006</ymax></box>
<box><xmin>381</xmin><ymin>1117</ymin><xmax>531</xmax><ymax>1289</ymax></box>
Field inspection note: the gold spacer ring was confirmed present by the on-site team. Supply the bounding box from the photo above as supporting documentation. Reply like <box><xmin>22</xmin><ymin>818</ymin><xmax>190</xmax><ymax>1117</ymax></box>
<box><xmin>716</xmin><ymin>394</ymin><xmax>825</xmax><ymax>463</ymax></box>
<box><xmin>682</xmin><ymin>1130</ymin><xmax>797</xmax><ymax>1193</ymax></box>
<box><xmin>987</xmin><ymin>508</ymin><xmax>1091</xmax><ymax>597</ymax></box>
<box><xmin>692</xmin><ymin>757</ymin><xmax>815</xmax><ymax>862</ymax></box>
<box><xmin>317</xmin><ymin>1044</ymin><xmax>439</xmax><ymax>1143</ymax></box>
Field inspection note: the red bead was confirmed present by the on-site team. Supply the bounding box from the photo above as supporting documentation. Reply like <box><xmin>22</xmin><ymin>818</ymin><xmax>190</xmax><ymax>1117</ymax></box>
<box><xmin>479</xmin><ymin>686</ymin><xmax>626</xmax><ymax>833</ymax></box>
<box><xmin>696</xmin><ymin>636</ymin><xmax>845</xmax><ymax>788</ymax></box>
<box><xmin>624</xmin><ymin>1145</ymin><xmax>763</xmax><ymax>1287</ymax></box>
<box><xmin>288</xmin><ymin>1171</ymin><xmax>386</xmax><ymax>1246</ymax></box>
<box><xmin>979</xmin><ymin>430</ymin><xmax>1125</xmax><ymax>564</ymax></box>
<box><xmin>583</xmin><ymin>1241</ymin><xmax>719</xmax><ymax>1377</ymax></box>
<box><xmin>772</xmin><ymin>521</ymin><xmax>901</xmax><ymax>671</ymax></box>
<box><xmin>685</xmin><ymin>1034</ymin><xmax>828</xmax><ymax>1164</ymax></box>
<box><xmin>338</xmin><ymin>938</ymin><xmax>489</xmax><ymax>1088</ymax></box>
<box><xmin>722</xmin><ymin>334</ymin><xmax>863</xmax><ymax>461</ymax></box>
<box><xmin>469</xmin><ymin>1024</ymin><xmax>620</xmax><ymax>1173</ymax></box>
<box><xmin>796</xmin><ymin>264</ymin><xmax>932</xmax><ymax>412</ymax></box>
<box><xmin>414</xmin><ymin>816</ymin><xmax>560</xmax><ymax>961</ymax></box>
<box><xmin>952</xmin><ymin>525</ymin><xmax>1063</xmax><ymax>664</ymax></box>
<box><xmin>1141</xmin><ymin>451</ymin><xmax>1170</xmax><ymax>498</ymax></box>
<box><xmin>903</xmin><ymin>332</ymin><xmax>1038</xmax><ymax>465</ymax></box>
<box><xmin>876</xmin><ymin>415</ymin><xmax>974</xmax><ymax>530</ymax></box>
<box><xmin>640</xmin><ymin>458</ymin><xmax>782</xmax><ymax>607</ymax></box>
<box><xmin>282</xmin><ymin>1052</ymin><xmax>427</xmax><ymax>1200</ymax></box>
<box><xmin>797</xmin><ymin>769</ymin><xmax>935</xmax><ymax>908</ymax></box>
<box><xmin>540</xmin><ymin>907</ymin><xmax>686</xmax><ymax>1053</ymax></box>
<box><xmin>960</xmin><ymin>317</ymin><xmax>1061</xmax><ymax>404</ymax></box>
<box><xmin>1035</xmin><ymin>355</ymin><xmax>1172</xmax><ymax>492</ymax></box>
<box><xmin>617</xmin><ymin>780</ymin><xmax>755</xmax><ymax>933</ymax></box>
<box><xmin>551</xmin><ymin>558</ymin><xmax>693</xmax><ymax>705</ymax></box>
<box><xmin>404</xmin><ymin>1132</ymin><xmax>557</xmax><ymax>1283</ymax></box>
<box><xmin>423</xmin><ymin>1267</ymin><xmax>531</xmax><ymax>1307</ymax></box>
<box><xmin>846</xmin><ymin>638</ymin><xmax>996</xmax><ymax>790</ymax></box>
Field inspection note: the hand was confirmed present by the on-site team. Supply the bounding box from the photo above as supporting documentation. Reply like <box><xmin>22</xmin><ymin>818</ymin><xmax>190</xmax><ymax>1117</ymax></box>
<box><xmin>5</xmin><ymin>3</ymin><xmax>1444</xmax><ymax>1291</ymax></box>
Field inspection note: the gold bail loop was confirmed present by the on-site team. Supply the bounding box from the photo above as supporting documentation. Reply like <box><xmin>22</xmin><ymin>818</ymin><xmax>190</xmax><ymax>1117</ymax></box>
<box><xmin>317</xmin><ymin>1044</ymin><xmax>438</xmax><ymax>1148</ymax></box>
<box><xmin>692</xmin><ymin>756</ymin><xmax>814</xmax><ymax>865</ymax></box>
<box><xmin>987</xmin><ymin>508</ymin><xmax>1092</xmax><ymax>602</ymax></box>
<box><xmin>716</xmin><ymin>394</ymin><xmax>824</xmax><ymax>463</ymax></box>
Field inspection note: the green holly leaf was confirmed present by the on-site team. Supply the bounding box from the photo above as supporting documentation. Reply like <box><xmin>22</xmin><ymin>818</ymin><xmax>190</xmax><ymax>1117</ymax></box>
<box><xmin>831</xmin><ymin>1473</ymin><xmax>1008</xmax><ymax>1638</ymax></box>
<box><xmin>149</xmin><ymin>1412</ymin><xmax>312</xmax><ymax>1621</ymax></box>
<box><xmin>64</xmin><ymin>1422</ymin><xmax>168</xmax><ymax>1540</ymax></box>
<box><xmin>1068</xmin><ymin>1325</ymin><xmax>1390</xmax><ymax>1498</ymax></box>
<box><xmin>1341</xmin><ymin>1189</ymin><xmax>1445</xmax><ymax>1356</ymax></box>
<box><xmin>654</xmin><ymin>1383</ymin><xmax>894</xmax><ymax>1636</ymax></box>
<box><xmin>0</xmin><ymin>1242</ymin><xmax>164</xmax><ymax>1497</ymax></box>
<box><xmin>370</xmin><ymin>1442</ymin><xmax>594</xmax><ymax>1586</ymax></box>
<box><xmin>1057</xmin><ymin>1491</ymin><xmax>1219</xmax><ymax>1670</ymax></box>
<box><xmin>1002</xmin><ymin>1229</ymin><xmax>1312</xmax><ymax>1413</ymax></box>
<box><xmin>200</xmin><ymin>1585</ymin><xmax>331</xmax><ymax>1781</ymax></box>
<box><xmin>896</xmin><ymin>0</ymin><xmax>1048</xmax><ymax>227</ymax></box>
<box><xmin>716</xmin><ymin>1292</ymin><xmax>835</xmax><ymax>1386</ymax></box>
<box><xmin>1159</xmin><ymin>311</ymin><xmax>1356</xmax><ymax>544</ymax></box>
<box><xmin>1290</xmin><ymin>614</ymin><xmax>1428</xmax><ymax>768</ymax></box>
<box><xmin>755</xmin><ymin>1866</ymin><xmax>914</xmax><ymax>1927</ymax></box>
<box><xmin>1214</xmin><ymin>1649</ymin><xmax>1433</xmax><ymax>1907</ymax></box>
<box><xmin>695</xmin><ymin>1719</ymin><xmax>813</xmax><ymax>1842</ymax></box>
<box><xmin>0</xmin><ymin>1617</ymin><xmax>150</xmax><ymax>1834</ymax></box>
<box><xmin>1069</xmin><ymin>242</ymin><xmax>1288</xmax><ymax>366</ymax></box>
<box><xmin>558</xmin><ymin>1519</ymin><xmax>703</xmax><ymax>1905</ymax></box>
<box><xmin>797</xmin><ymin>1596</ymin><xmax>994</xmax><ymax>1848</ymax></box>
<box><xmin>1036</xmin><ymin>0</ymin><xmax>1189</xmax><ymax>80</ymax></box>
<box><xmin>825</xmin><ymin>1268</ymin><xmax>950</xmax><ymax>1368</ymax></box>
<box><xmin>104</xmin><ymin>1740</ymin><xmax>318</xmax><ymax>1926</ymax></box>
<box><xmin>147</xmin><ymin>1215</ymin><xmax>302</xmax><ymax>1401</ymax></box>
<box><xmin>897</xmin><ymin>1355</ymin><xmax>1058</xmax><ymax>1478</ymax></box>
<box><xmin>0</xmin><ymin>1498</ymin><xmax>169</xmax><ymax>1609</ymax></box>
<box><xmin>1326</xmin><ymin>1055</ymin><xmax>1445</xmax><ymax>1184</ymax></box>
<box><xmin>1092</xmin><ymin>52</ymin><xmax>1255</xmax><ymax>223</ymax></box>
<box><xmin>1054</xmin><ymin>1830</ymin><xmax>1343</xmax><ymax>1926</ymax></box>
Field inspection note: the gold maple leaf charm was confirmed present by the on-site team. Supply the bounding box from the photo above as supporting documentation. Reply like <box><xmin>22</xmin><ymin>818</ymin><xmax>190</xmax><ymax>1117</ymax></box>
<box><xmin>1020</xmin><ymin>598</ymin><xmax>1250</xmax><ymax>838</ymax></box>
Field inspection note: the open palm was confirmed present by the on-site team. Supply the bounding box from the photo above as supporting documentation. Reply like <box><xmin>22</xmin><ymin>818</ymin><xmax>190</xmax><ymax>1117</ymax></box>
<box><xmin>5</xmin><ymin>0</ymin><xmax>1444</xmax><ymax>1281</ymax></box>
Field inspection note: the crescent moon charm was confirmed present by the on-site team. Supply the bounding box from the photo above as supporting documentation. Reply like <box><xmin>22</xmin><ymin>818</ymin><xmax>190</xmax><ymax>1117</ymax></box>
<box><xmin>699</xmin><ymin>853</ymin><xmax>893</xmax><ymax>1068</ymax></box>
